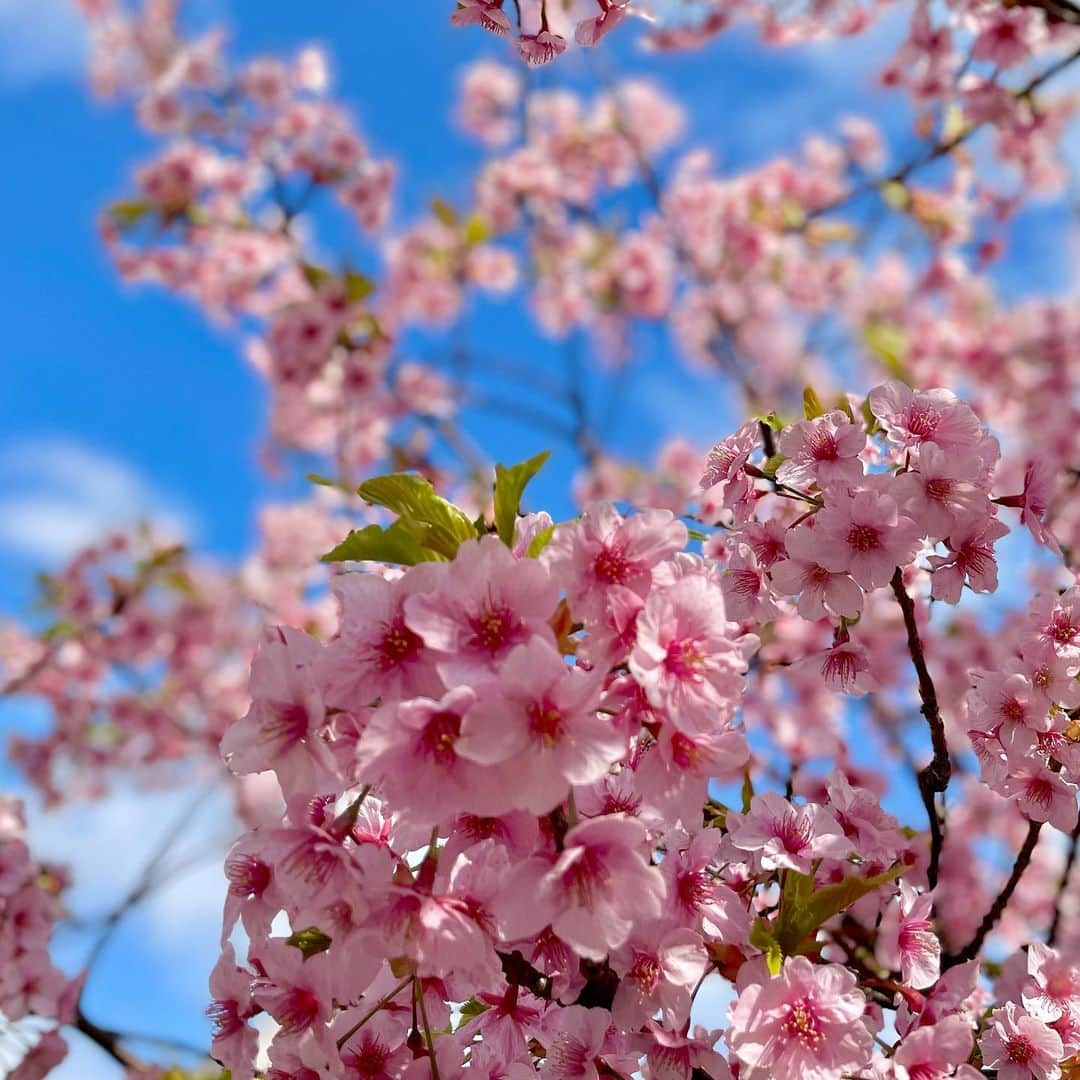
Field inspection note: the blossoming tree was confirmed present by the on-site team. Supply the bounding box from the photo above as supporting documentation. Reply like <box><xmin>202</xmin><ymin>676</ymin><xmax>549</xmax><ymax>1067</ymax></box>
<box><xmin>4</xmin><ymin>0</ymin><xmax>1080</xmax><ymax>1077</ymax></box>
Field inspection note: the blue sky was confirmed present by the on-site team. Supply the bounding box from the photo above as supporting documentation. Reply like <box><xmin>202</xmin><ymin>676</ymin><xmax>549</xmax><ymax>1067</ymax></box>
<box><xmin>1</xmin><ymin>1</ymin><xmax>1078</xmax><ymax>1076</ymax></box>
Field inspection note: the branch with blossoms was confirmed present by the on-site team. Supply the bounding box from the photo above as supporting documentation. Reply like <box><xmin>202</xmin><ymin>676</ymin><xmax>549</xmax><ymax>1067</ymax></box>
<box><xmin>6</xmin><ymin>0</ymin><xmax>1080</xmax><ymax>1075</ymax></box>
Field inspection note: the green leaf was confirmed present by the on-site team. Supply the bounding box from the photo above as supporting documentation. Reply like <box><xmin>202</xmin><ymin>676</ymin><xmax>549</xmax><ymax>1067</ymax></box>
<box><xmin>493</xmin><ymin>451</ymin><xmax>551</xmax><ymax>545</ymax></box>
<box><xmin>775</xmin><ymin>863</ymin><xmax>905</xmax><ymax>955</ymax></box>
<box><xmin>301</xmin><ymin>261</ymin><xmax>333</xmax><ymax>288</ymax></box>
<box><xmin>431</xmin><ymin>197</ymin><xmax>458</xmax><ymax>226</ymax></box>
<box><xmin>756</xmin><ymin>411</ymin><xmax>785</xmax><ymax>432</ymax></box>
<box><xmin>740</xmin><ymin>769</ymin><xmax>754</xmax><ymax>814</ymax></box>
<box><xmin>687</xmin><ymin>527</ymin><xmax>708</xmax><ymax>542</ymax></box>
<box><xmin>109</xmin><ymin>200</ymin><xmax>152</xmax><ymax>227</ymax></box>
<box><xmin>357</xmin><ymin>473</ymin><xmax>478</xmax><ymax>559</ymax></box>
<box><xmin>344</xmin><ymin>269</ymin><xmax>375</xmax><ymax>303</ymax></box>
<box><xmin>749</xmin><ymin>919</ymin><xmax>783</xmax><ymax>976</ymax></box>
<box><xmin>803</xmin><ymin>386</ymin><xmax>825</xmax><ymax>420</ymax></box>
<box><xmin>762</xmin><ymin>453</ymin><xmax>786</xmax><ymax>479</ymax></box>
<box><xmin>321</xmin><ymin>520</ymin><xmax>446</xmax><ymax>565</ymax></box>
<box><xmin>863</xmin><ymin>319</ymin><xmax>910</xmax><ymax>381</ymax></box>
<box><xmin>287</xmin><ymin>926</ymin><xmax>332</xmax><ymax>959</ymax></box>
<box><xmin>463</xmin><ymin>214</ymin><xmax>492</xmax><ymax>246</ymax></box>
<box><xmin>861</xmin><ymin>395</ymin><xmax>881</xmax><ymax>436</ymax></box>
<box><xmin>526</xmin><ymin>523</ymin><xmax>557</xmax><ymax>559</ymax></box>
<box><xmin>457</xmin><ymin>997</ymin><xmax>490</xmax><ymax>1028</ymax></box>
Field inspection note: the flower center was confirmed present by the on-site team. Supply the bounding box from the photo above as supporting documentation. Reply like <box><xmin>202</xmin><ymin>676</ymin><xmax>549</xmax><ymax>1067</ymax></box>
<box><xmin>665</xmin><ymin>638</ymin><xmax>705</xmax><ymax>679</ymax></box>
<box><xmin>528</xmin><ymin>702</ymin><xmax>565</xmax><ymax>746</ymax></box>
<box><xmin>781</xmin><ymin>999</ymin><xmax>823</xmax><ymax>1046</ymax></box>
<box><xmin>420</xmin><ymin>710</ymin><xmax>461</xmax><ymax>763</ymax></box>
<box><xmin>1006</xmin><ymin>1035</ymin><xmax>1034</xmax><ymax>1064</ymax></box>
<box><xmin>594</xmin><ymin>544</ymin><xmax>631</xmax><ymax>584</ymax></box>
<box><xmin>846</xmin><ymin>524</ymin><xmax>880</xmax><ymax>552</ymax></box>
<box><xmin>470</xmin><ymin>604</ymin><xmax>518</xmax><ymax>654</ymax></box>
<box><xmin>375</xmin><ymin>618</ymin><xmax>423</xmax><ymax>670</ymax></box>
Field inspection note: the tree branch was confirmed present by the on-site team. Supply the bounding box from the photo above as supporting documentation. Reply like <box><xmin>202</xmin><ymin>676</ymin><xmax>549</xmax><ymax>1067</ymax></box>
<box><xmin>890</xmin><ymin>568</ymin><xmax>950</xmax><ymax>889</ymax></box>
<box><xmin>944</xmin><ymin>818</ymin><xmax>1044</xmax><ymax>967</ymax></box>
<box><xmin>1048</xmin><ymin>815</ymin><xmax>1080</xmax><ymax>946</ymax></box>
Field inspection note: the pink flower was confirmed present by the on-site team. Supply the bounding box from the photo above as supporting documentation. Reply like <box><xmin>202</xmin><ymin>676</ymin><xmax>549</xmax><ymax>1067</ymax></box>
<box><xmin>360</xmin><ymin>686</ymin><xmax>491</xmax><ymax>825</ymax></box>
<box><xmin>544</xmin><ymin>502</ymin><xmax>687</xmax><ymax>624</ymax></box>
<box><xmin>541</xmin><ymin>1005</ymin><xmax>612</xmax><ymax>1080</ymax></box>
<box><xmin>221</xmin><ymin>627</ymin><xmax>334</xmax><ymax>799</ymax></box>
<box><xmin>722</xmin><ymin>545</ymin><xmax>781</xmax><ymax>622</ymax></box>
<box><xmin>926</xmin><ymin>514</ymin><xmax>1008</xmax><ymax>603</ymax></box>
<box><xmin>450</xmin><ymin>0</ymin><xmax>512</xmax><ymax>36</ymax></box>
<box><xmin>8</xmin><ymin>1029</ymin><xmax>67</xmax><ymax>1080</ymax></box>
<box><xmin>868</xmin><ymin>380</ymin><xmax>984</xmax><ymax>453</ymax></box>
<box><xmin>207</xmin><ymin>943</ymin><xmax>259</xmax><ymax>1076</ymax></box>
<box><xmin>726</xmin><ymin>956</ymin><xmax>873</xmax><ymax>1079</ymax></box>
<box><xmin>516</xmin><ymin>31</ymin><xmax>567</xmax><ymax>66</ymax></box>
<box><xmin>814</xmin><ymin>488</ymin><xmax>923</xmax><ymax>591</ymax></box>
<box><xmin>776</xmin><ymin>412</ymin><xmax>866</xmax><ymax>490</ymax></box>
<box><xmin>629</xmin><ymin>572</ymin><xmax>749</xmax><ymax>734</ymax></box>
<box><xmin>454</xmin><ymin>637</ymin><xmax>624</xmax><ymax>815</ymax></box>
<box><xmin>816</xmin><ymin>638</ymin><xmax>876</xmax><ymax>695</ymax></box>
<box><xmin>999</xmin><ymin>460</ymin><xmax>1061</xmax><ymax>554</ymax></box>
<box><xmin>727</xmin><ymin>792</ymin><xmax>852</xmax><ymax>874</ymax></box>
<box><xmin>575</xmin><ymin>2</ymin><xmax>629</xmax><ymax>47</ymax></box>
<box><xmin>610</xmin><ymin>924</ymin><xmax>708</xmax><ymax>1028</ymax></box>
<box><xmin>1000</xmin><ymin>756</ymin><xmax>1079</xmax><ymax>833</ymax></box>
<box><xmin>893</xmin><ymin>1015</ymin><xmax>974</xmax><ymax>1078</ymax></box>
<box><xmin>979</xmin><ymin>1002</ymin><xmax>1063</xmax><ymax>1080</ymax></box>
<box><xmin>770</xmin><ymin>525</ymin><xmax>864</xmax><ymax>620</ymax></box>
<box><xmin>895</xmin><ymin>444</ymin><xmax>990</xmax><ymax>541</ymax></box>
<box><xmin>876</xmin><ymin>883</ymin><xmax>940</xmax><ymax>990</ymax></box>
<box><xmin>320</xmin><ymin>565</ymin><xmax>443</xmax><ymax>710</ymax></box>
<box><xmin>1023</xmin><ymin>943</ymin><xmax>1080</xmax><ymax>1024</ymax></box>
<box><xmin>403</xmin><ymin>535</ymin><xmax>558</xmax><ymax>683</ymax></box>
<box><xmin>494</xmin><ymin>815</ymin><xmax>665</xmax><ymax>959</ymax></box>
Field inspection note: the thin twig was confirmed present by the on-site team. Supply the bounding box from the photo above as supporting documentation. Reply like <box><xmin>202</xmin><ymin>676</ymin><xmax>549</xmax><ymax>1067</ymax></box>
<box><xmin>943</xmin><ymin>818</ymin><xmax>1044</xmax><ymax>968</ymax></box>
<box><xmin>1048</xmin><ymin>815</ymin><xmax>1080</xmax><ymax>946</ymax></box>
<box><xmin>336</xmin><ymin>976</ymin><xmax>413</xmax><ymax>1050</ymax></box>
<box><xmin>890</xmin><ymin>568</ymin><xmax>950</xmax><ymax>889</ymax></box>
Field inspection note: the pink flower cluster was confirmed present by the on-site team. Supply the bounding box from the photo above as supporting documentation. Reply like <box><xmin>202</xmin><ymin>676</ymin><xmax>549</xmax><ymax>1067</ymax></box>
<box><xmin>0</xmin><ymin>798</ymin><xmax>72</xmax><ymax>1077</ymax></box>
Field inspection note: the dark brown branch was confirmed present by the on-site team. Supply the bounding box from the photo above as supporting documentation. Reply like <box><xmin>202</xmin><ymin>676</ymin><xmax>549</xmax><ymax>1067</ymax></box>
<box><xmin>944</xmin><ymin>818</ymin><xmax>1044</xmax><ymax>968</ymax></box>
<box><xmin>74</xmin><ymin>1007</ymin><xmax>141</xmax><ymax>1070</ymax></box>
<box><xmin>1048</xmin><ymin>815</ymin><xmax>1080</xmax><ymax>946</ymax></box>
<box><xmin>890</xmin><ymin>568</ymin><xmax>950</xmax><ymax>889</ymax></box>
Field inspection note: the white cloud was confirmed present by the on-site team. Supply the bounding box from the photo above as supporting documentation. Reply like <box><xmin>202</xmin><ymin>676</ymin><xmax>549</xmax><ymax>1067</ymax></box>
<box><xmin>0</xmin><ymin>437</ymin><xmax>196</xmax><ymax>565</ymax></box>
<box><xmin>0</xmin><ymin>0</ymin><xmax>89</xmax><ymax>89</ymax></box>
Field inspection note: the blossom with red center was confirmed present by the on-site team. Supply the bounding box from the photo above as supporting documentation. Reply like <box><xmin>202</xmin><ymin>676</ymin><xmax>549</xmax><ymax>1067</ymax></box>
<box><xmin>814</xmin><ymin>488</ymin><xmax>923</xmax><ymax>591</ymax></box>
<box><xmin>979</xmin><ymin>1002</ymin><xmax>1063</xmax><ymax>1080</ymax></box>
<box><xmin>454</xmin><ymin>637</ymin><xmax>623</xmax><ymax>815</ymax></box>
<box><xmin>494</xmin><ymin>815</ymin><xmax>665</xmax><ymax>960</ymax></box>
<box><xmin>727</xmin><ymin>792</ymin><xmax>852</xmax><ymax>874</ymax></box>
<box><xmin>726</xmin><ymin>956</ymin><xmax>873</xmax><ymax>1079</ymax></box>
<box><xmin>221</xmin><ymin>626</ymin><xmax>334</xmax><ymax>800</ymax></box>
<box><xmin>1000</xmin><ymin>755</ymin><xmax>1079</xmax><ymax>833</ymax></box>
<box><xmin>544</xmin><ymin>502</ymin><xmax>687</xmax><ymax>624</ymax></box>
<box><xmin>816</xmin><ymin>639</ymin><xmax>875</xmax><ymax>695</ymax></box>
<box><xmin>892</xmin><ymin>1015</ymin><xmax>975</xmax><ymax>1080</ymax></box>
<box><xmin>876</xmin><ymin>883</ymin><xmax>940</xmax><ymax>990</ymax></box>
<box><xmin>927</xmin><ymin>514</ymin><xmax>1008</xmax><ymax>603</ymax></box>
<box><xmin>1023</xmin><ymin>943</ymin><xmax>1080</xmax><ymax>1026</ymax></box>
<box><xmin>251</xmin><ymin>942</ymin><xmax>333</xmax><ymax>1037</ymax></box>
<box><xmin>207</xmin><ymin>943</ymin><xmax>259</xmax><ymax>1077</ymax></box>
<box><xmin>541</xmin><ymin>1005</ymin><xmax>611</xmax><ymax>1080</ymax></box>
<box><xmin>610</xmin><ymin>924</ymin><xmax>708</xmax><ymax>1028</ymax></box>
<box><xmin>629</xmin><ymin>570</ymin><xmax>751</xmax><ymax>734</ymax></box>
<box><xmin>359</xmin><ymin>686</ymin><xmax>490</xmax><ymax>826</ymax></box>
<box><xmin>319</xmin><ymin>566</ymin><xmax>443</xmax><ymax>710</ymax></box>
<box><xmin>868</xmin><ymin>380</ymin><xmax>984</xmax><ymax>453</ymax></box>
<box><xmin>776</xmin><ymin>411</ymin><xmax>866</xmax><ymax>490</ymax></box>
<box><xmin>895</xmin><ymin>443</ymin><xmax>991</xmax><ymax>541</ymax></box>
<box><xmin>403</xmin><ymin>535</ymin><xmax>558</xmax><ymax>683</ymax></box>
<box><xmin>770</xmin><ymin>524</ymin><xmax>864</xmax><ymax>620</ymax></box>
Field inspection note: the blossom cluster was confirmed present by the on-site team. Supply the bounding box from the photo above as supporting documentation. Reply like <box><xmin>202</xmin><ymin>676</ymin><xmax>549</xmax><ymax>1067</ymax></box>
<box><xmin>0</xmin><ymin>798</ymin><xmax>71</xmax><ymax>1079</ymax></box>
